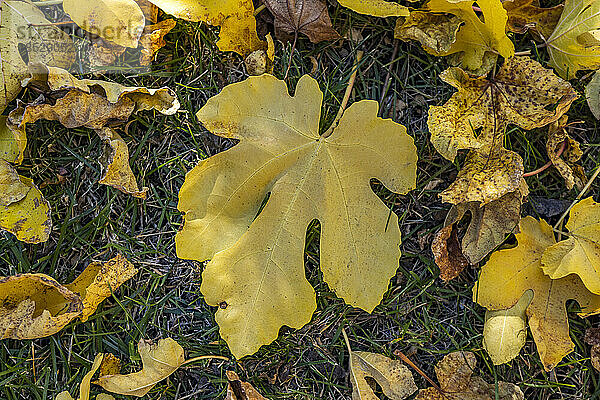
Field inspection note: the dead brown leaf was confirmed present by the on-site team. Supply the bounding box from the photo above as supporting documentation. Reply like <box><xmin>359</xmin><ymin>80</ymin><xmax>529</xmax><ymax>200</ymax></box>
<box><xmin>264</xmin><ymin>0</ymin><xmax>340</xmax><ymax>43</ymax></box>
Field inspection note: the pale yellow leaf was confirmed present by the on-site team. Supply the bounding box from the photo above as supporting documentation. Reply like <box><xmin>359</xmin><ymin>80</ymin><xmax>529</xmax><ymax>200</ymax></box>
<box><xmin>350</xmin><ymin>351</ymin><xmax>417</xmax><ymax>400</ymax></box>
<box><xmin>337</xmin><ymin>0</ymin><xmax>409</xmax><ymax>17</ymax></box>
<box><xmin>56</xmin><ymin>354</ymin><xmax>104</xmax><ymax>400</ymax></box>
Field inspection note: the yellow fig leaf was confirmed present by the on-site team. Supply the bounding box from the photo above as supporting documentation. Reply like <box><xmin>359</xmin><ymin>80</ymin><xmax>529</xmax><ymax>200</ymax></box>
<box><xmin>0</xmin><ymin>159</ymin><xmax>30</xmax><ymax>206</ymax></box>
<box><xmin>474</xmin><ymin>216</ymin><xmax>600</xmax><ymax>371</ymax></box>
<box><xmin>416</xmin><ymin>352</ymin><xmax>524</xmax><ymax>399</ymax></box>
<box><xmin>145</xmin><ymin>0</ymin><xmax>264</xmax><ymax>55</ymax></box>
<box><xmin>428</xmin><ymin>56</ymin><xmax>577</xmax><ymax>162</ymax></box>
<box><xmin>177</xmin><ymin>74</ymin><xmax>417</xmax><ymax>358</ymax></box>
<box><xmin>546</xmin><ymin>0</ymin><xmax>600</xmax><ymax>79</ymax></box>
<box><xmin>503</xmin><ymin>0</ymin><xmax>563</xmax><ymax>39</ymax></box>
<box><xmin>95</xmin><ymin>338</ymin><xmax>185</xmax><ymax>397</ymax></box>
<box><xmin>56</xmin><ymin>354</ymin><xmax>105</xmax><ymax>400</ymax></box>
<box><xmin>97</xmin><ymin>128</ymin><xmax>148</xmax><ymax>199</ymax></box>
<box><xmin>225</xmin><ymin>371</ymin><xmax>269</xmax><ymax>400</ymax></box>
<box><xmin>483</xmin><ymin>290</ymin><xmax>533</xmax><ymax>365</ymax></box>
<box><xmin>0</xmin><ymin>172</ymin><xmax>51</xmax><ymax>243</ymax></box>
<box><xmin>542</xmin><ymin>197</ymin><xmax>600</xmax><ymax>295</ymax></box>
<box><xmin>425</xmin><ymin>0</ymin><xmax>514</xmax><ymax>72</ymax></box>
<box><xmin>394</xmin><ymin>12</ymin><xmax>462</xmax><ymax>55</ymax></box>
<box><xmin>337</xmin><ymin>0</ymin><xmax>409</xmax><ymax>17</ymax></box>
<box><xmin>350</xmin><ymin>351</ymin><xmax>417</xmax><ymax>399</ymax></box>
<box><xmin>63</xmin><ymin>0</ymin><xmax>145</xmax><ymax>48</ymax></box>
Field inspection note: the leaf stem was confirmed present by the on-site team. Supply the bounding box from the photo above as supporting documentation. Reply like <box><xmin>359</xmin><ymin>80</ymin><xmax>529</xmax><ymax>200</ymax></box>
<box><xmin>181</xmin><ymin>355</ymin><xmax>229</xmax><ymax>367</ymax></box>
<box><xmin>523</xmin><ymin>139</ymin><xmax>567</xmax><ymax>177</ymax></box>
<box><xmin>322</xmin><ymin>50</ymin><xmax>364</xmax><ymax>138</ymax></box>
<box><xmin>341</xmin><ymin>327</ymin><xmax>352</xmax><ymax>354</ymax></box>
<box><xmin>254</xmin><ymin>4</ymin><xmax>267</xmax><ymax>16</ymax></box>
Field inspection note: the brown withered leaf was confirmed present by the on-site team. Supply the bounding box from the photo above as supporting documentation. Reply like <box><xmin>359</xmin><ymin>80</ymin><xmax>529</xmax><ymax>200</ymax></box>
<box><xmin>89</xmin><ymin>38</ymin><xmax>127</xmax><ymax>69</ymax></box>
<box><xmin>585</xmin><ymin>327</ymin><xmax>600</xmax><ymax>372</ymax></box>
<box><xmin>136</xmin><ymin>0</ymin><xmax>159</xmax><ymax>23</ymax></box>
<box><xmin>97</xmin><ymin>128</ymin><xmax>148</xmax><ymax>199</ymax></box>
<box><xmin>139</xmin><ymin>19</ymin><xmax>177</xmax><ymax>65</ymax></box>
<box><xmin>395</xmin><ymin>12</ymin><xmax>462</xmax><ymax>54</ymax></box>
<box><xmin>264</xmin><ymin>0</ymin><xmax>340</xmax><ymax>43</ymax></box>
<box><xmin>225</xmin><ymin>371</ymin><xmax>269</xmax><ymax>400</ymax></box>
<box><xmin>503</xmin><ymin>0</ymin><xmax>563</xmax><ymax>39</ymax></box>
<box><xmin>546</xmin><ymin>116</ymin><xmax>585</xmax><ymax>191</ymax></box>
<box><xmin>432</xmin><ymin>223</ymin><xmax>469</xmax><ymax>281</ymax></box>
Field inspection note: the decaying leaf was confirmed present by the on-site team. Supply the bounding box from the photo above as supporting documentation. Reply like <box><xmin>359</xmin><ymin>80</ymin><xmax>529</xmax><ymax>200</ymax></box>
<box><xmin>431</xmin><ymin>222</ymin><xmax>469</xmax><ymax>281</ymax></box>
<box><xmin>56</xmin><ymin>354</ymin><xmax>108</xmax><ymax>400</ymax></box>
<box><xmin>97</xmin><ymin>128</ymin><xmax>148</xmax><ymax>199</ymax></box>
<box><xmin>546</xmin><ymin>0</ymin><xmax>600</xmax><ymax>79</ymax></box>
<box><xmin>424</xmin><ymin>0</ymin><xmax>514</xmax><ymax>72</ymax></box>
<box><xmin>63</xmin><ymin>0</ymin><xmax>145</xmax><ymax>48</ymax></box>
<box><xmin>585</xmin><ymin>327</ymin><xmax>600</xmax><ymax>372</ymax></box>
<box><xmin>225</xmin><ymin>371</ymin><xmax>269</xmax><ymax>400</ymax></box>
<box><xmin>265</xmin><ymin>0</ymin><xmax>339</xmax><ymax>43</ymax></box>
<box><xmin>483</xmin><ymin>290</ymin><xmax>533</xmax><ymax>365</ymax></box>
<box><xmin>546</xmin><ymin>116</ymin><xmax>585</xmax><ymax>190</ymax></box>
<box><xmin>146</xmin><ymin>0</ymin><xmax>265</xmax><ymax>55</ymax></box>
<box><xmin>95</xmin><ymin>338</ymin><xmax>185</xmax><ymax>397</ymax></box>
<box><xmin>0</xmin><ymin>159</ymin><xmax>30</xmax><ymax>206</ymax></box>
<box><xmin>136</xmin><ymin>0</ymin><xmax>159</xmax><ymax>23</ymax></box>
<box><xmin>349</xmin><ymin>351</ymin><xmax>417</xmax><ymax>400</ymax></box>
<box><xmin>586</xmin><ymin>70</ymin><xmax>600</xmax><ymax>119</ymax></box>
<box><xmin>88</xmin><ymin>38</ymin><xmax>128</xmax><ymax>69</ymax></box>
<box><xmin>245</xmin><ymin>34</ymin><xmax>276</xmax><ymax>76</ymax></box>
<box><xmin>542</xmin><ymin>197</ymin><xmax>600</xmax><ymax>295</ymax></box>
<box><xmin>100</xmin><ymin>354</ymin><xmax>122</xmax><ymax>377</ymax></box>
<box><xmin>139</xmin><ymin>19</ymin><xmax>177</xmax><ymax>65</ymax></box>
<box><xmin>177</xmin><ymin>74</ymin><xmax>417</xmax><ymax>357</ymax></box>
<box><xmin>474</xmin><ymin>217</ymin><xmax>600</xmax><ymax>370</ymax></box>
<box><xmin>0</xmin><ymin>254</ymin><xmax>136</xmax><ymax>339</ymax></box>
<box><xmin>503</xmin><ymin>0</ymin><xmax>563</xmax><ymax>39</ymax></box>
<box><xmin>0</xmin><ymin>115</ymin><xmax>26</xmax><ymax>164</ymax></box>
<box><xmin>395</xmin><ymin>12</ymin><xmax>462</xmax><ymax>54</ymax></box>
<box><xmin>416</xmin><ymin>352</ymin><xmax>524</xmax><ymax>399</ymax></box>
<box><xmin>337</xmin><ymin>0</ymin><xmax>409</xmax><ymax>17</ymax></box>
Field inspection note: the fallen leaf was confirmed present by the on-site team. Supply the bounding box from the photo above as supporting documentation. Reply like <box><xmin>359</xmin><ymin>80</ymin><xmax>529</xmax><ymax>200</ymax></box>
<box><xmin>503</xmin><ymin>0</ymin><xmax>563</xmax><ymax>39</ymax></box>
<box><xmin>146</xmin><ymin>0</ymin><xmax>265</xmax><ymax>55</ymax></box>
<box><xmin>100</xmin><ymin>354</ymin><xmax>122</xmax><ymax>377</ymax></box>
<box><xmin>245</xmin><ymin>34</ymin><xmax>275</xmax><ymax>76</ymax></box>
<box><xmin>424</xmin><ymin>0</ymin><xmax>514</xmax><ymax>72</ymax></box>
<box><xmin>585</xmin><ymin>327</ymin><xmax>600</xmax><ymax>372</ymax></box>
<box><xmin>0</xmin><ymin>159</ymin><xmax>30</xmax><ymax>206</ymax></box>
<box><xmin>542</xmin><ymin>197</ymin><xmax>600</xmax><ymax>295</ymax></box>
<box><xmin>337</xmin><ymin>0</ymin><xmax>409</xmax><ymax>17</ymax></box>
<box><xmin>349</xmin><ymin>351</ymin><xmax>417</xmax><ymax>399</ymax></box>
<box><xmin>546</xmin><ymin>0</ymin><xmax>600</xmax><ymax>79</ymax></box>
<box><xmin>394</xmin><ymin>12</ymin><xmax>462</xmax><ymax>54</ymax></box>
<box><xmin>56</xmin><ymin>354</ymin><xmax>105</xmax><ymax>400</ymax></box>
<box><xmin>586</xmin><ymin>70</ymin><xmax>600</xmax><ymax>119</ymax></box>
<box><xmin>95</xmin><ymin>338</ymin><xmax>185</xmax><ymax>397</ymax></box>
<box><xmin>88</xmin><ymin>38</ymin><xmax>127</xmax><ymax>69</ymax></box>
<box><xmin>139</xmin><ymin>19</ymin><xmax>177</xmax><ymax>65</ymax></box>
<box><xmin>0</xmin><ymin>115</ymin><xmax>26</xmax><ymax>164</ymax></box>
<box><xmin>225</xmin><ymin>371</ymin><xmax>269</xmax><ymax>400</ymax></box>
<box><xmin>416</xmin><ymin>352</ymin><xmax>524</xmax><ymax>399</ymax></box>
<box><xmin>474</xmin><ymin>216</ymin><xmax>600</xmax><ymax>370</ymax></box>
<box><xmin>546</xmin><ymin>116</ymin><xmax>585</xmax><ymax>190</ymax></box>
<box><xmin>97</xmin><ymin>128</ymin><xmax>148</xmax><ymax>199</ymax></box>
<box><xmin>136</xmin><ymin>0</ymin><xmax>159</xmax><ymax>23</ymax></box>
<box><xmin>176</xmin><ymin>74</ymin><xmax>417</xmax><ymax>357</ymax></box>
<box><xmin>264</xmin><ymin>0</ymin><xmax>340</xmax><ymax>43</ymax></box>
<box><xmin>483</xmin><ymin>290</ymin><xmax>533</xmax><ymax>365</ymax></box>
<box><xmin>0</xmin><ymin>254</ymin><xmax>135</xmax><ymax>339</ymax></box>
<box><xmin>63</xmin><ymin>0</ymin><xmax>145</xmax><ymax>48</ymax></box>
<box><xmin>431</xmin><ymin>222</ymin><xmax>469</xmax><ymax>281</ymax></box>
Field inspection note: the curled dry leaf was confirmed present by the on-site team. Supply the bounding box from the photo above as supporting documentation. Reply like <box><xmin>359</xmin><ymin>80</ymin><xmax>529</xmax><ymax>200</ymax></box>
<box><xmin>349</xmin><ymin>351</ymin><xmax>417</xmax><ymax>400</ymax></box>
<box><xmin>546</xmin><ymin>0</ymin><xmax>600</xmax><ymax>79</ymax></box>
<box><xmin>395</xmin><ymin>12</ymin><xmax>462</xmax><ymax>54</ymax></box>
<box><xmin>146</xmin><ymin>0</ymin><xmax>265</xmax><ymax>55</ymax></box>
<box><xmin>474</xmin><ymin>217</ymin><xmax>600</xmax><ymax>371</ymax></box>
<box><xmin>139</xmin><ymin>19</ymin><xmax>177</xmax><ymax>65</ymax></box>
<box><xmin>416</xmin><ymin>352</ymin><xmax>524</xmax><ymax>399</ymax></box>
<box><xmin>225</xmin><ymin>371</ymin><xmax>269</xmax><ymax>400</ymax></box>
<box><xmin>63</xmin><ymin>0</ymin><xmax>145</xmax><ymax>48</ymax></box>
<box><xmin>337</xmin><ymin>0</ymin><xmax>409</xmax><ymax>17</ymax></box>
<box><xmin>100</xmin><ymin>354</ymin><xmax>122</xmax><ymax>377</ymax></box>
<box><xmin>431</xmin><ymin>222</ymin><xmax>469</xmax><ymax>281</ymax></box>
<box><xmin>245</xmin><ymin>34</ymin><xmax>276</xmax><ymax>76</ymax></box>
<box><xmin>0</xmin><ymin>254</ymin><xmax>136</xmax><ymax>339</ymax></box>
<box><xmin>585</xmin><ymin>327</ymin><xmax>600</xmax><ymax>372</ymax></box>
<box><xmin>502</xmin><ymin>0</ymin><xmax>563</xmax><ymax>39</ymax></box>
<box><xmin>483</xmin><ymin>290</ymin><xmax>533</xmax><ymax>365</ymax></box>
<box><xmin>136</xmin><ymin>0</ymin><xmax>159</xmax><ymax>23</ymax></box>
<box><xmin>56</xmin><ymin>354</ymin><xmax>111</xmax><ymax>400</ymax></box>
<box><xmin>545</xmin><ymin>116</ymin><xmax>585</xmax><ymax>190</ymax></box>
<box><xmin>264</xmin><ymin>0</ymin><xmax>340</xmax><ymax>43</ymax></box>
<box><xmin>88</xmin><ymin>38</ymin><xmax>128</xmax><ymax>69</ymax></box>
<box><xmin>177</xmin><ymin>74</ymin><xmax>417</xmax><ymax>357</ymax></box>
<box><xmin>542</xmin><ymin>197</ymin><xmax>600</xmax><ymax>295</ymax></box>
<box><xmin>95</xmin><ymin>338</ymin><xmax>185</xmax><ymax>397</ymax></box>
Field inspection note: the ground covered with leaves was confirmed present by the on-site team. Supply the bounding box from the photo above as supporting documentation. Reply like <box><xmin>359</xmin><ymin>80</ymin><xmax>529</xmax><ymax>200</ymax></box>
<box><xmin>1</xmin><ymin>0</ymin><xmax>600</xmax><ymax>399</ymax></box>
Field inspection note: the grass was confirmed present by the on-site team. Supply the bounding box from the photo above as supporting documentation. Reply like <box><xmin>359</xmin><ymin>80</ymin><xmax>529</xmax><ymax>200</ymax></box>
<box><xmin>1</xmin><ymin>1</ymin><xmax>600</xmax><ymax>399</ymax></box>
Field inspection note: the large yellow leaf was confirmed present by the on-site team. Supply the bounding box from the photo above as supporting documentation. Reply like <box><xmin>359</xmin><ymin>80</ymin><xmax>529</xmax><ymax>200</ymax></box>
<box><xmin>546</xmin><ymin>0</ymin><xmax>600</xmax><ymax>79</ymax></box>
<box><xmin>425</xmin><ymin>0</ymin><xmax>514</xmax><ymax>72</ymax></box>
<box><xmin>338</xmin><ymin>0</ymin><xmax>409</xmax><ymax>17</ymax></box>
<box><xmin>474</xmin><ymin>216</ymin><xmax>600</xmax><ymax>370</ymax></box>
<box><xmin>542</xmin><ymin>197</ymin><xmax>600</xmax><ymax>295</ymax></box>
<box><xmin>145</xmin><ymin>0</ymin><xmax>264</xmax><ymax>55</ymax></box>
<box><xmin>63</xmin><ymin>0</ymin><xmax>145</xmax><ymax>48</ymax></box>
<box><xmin>95</xmin><ymin>338</ymin><xmax>185</xmax><ymax>397</ymax></box>
<box><xmin>177</xmin><ymin>74</ymin><xmax>417</xmax><ymax>358</ymax></box>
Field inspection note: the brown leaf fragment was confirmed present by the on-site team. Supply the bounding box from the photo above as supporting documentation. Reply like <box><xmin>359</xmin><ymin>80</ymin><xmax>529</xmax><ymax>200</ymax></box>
<box><xmin>97</xmin><ymin>128</ymin><xmax>148</xmax><ymax>198</ymax></box>
<box><xmin>585</xmin><ymin>327</ymin><xmax>600</xmax><ymax>372</ymax></box>
<box><xmin>136</xmin><ymin>0</ymin><xmax>159</xmax><ymax>23</ymax></box>
<box><xmin>395</xmin><ymin>12</ymin><xmax>462</xmax><ymax>54</ymax></box>
<box><xmin>264</xmin><ymin>0</ymin><xmax>340</xmax><ymax>43</ymax></box>
<box><xmin>546</xmin><ymin>116</ymin><xmax>585</xmax><ymax>190</ymax></box>
<box><xmin>225</xmin><ymin>371</ymin><xmax>269</xmax><ymax>400</ymax></box>
<box><xmin>245</xmin><ymin>34</ymin><xmax>276</xmax><ymax>76</ymax></box>
<box><xmin>503</xmin><ymin>0</ymin><xmax>563</xmax><ymax>39</ymax></box>
<box><xmin>139</xmin><ymin>19</ymin><xmax>177</xmax><ymax>65</ymax></box>
<box><xmin>416</xmin><ymin>352</ymin><xmax>524</xmax><ymax>400</ymax></box>
<box><xmin>88</xmin><ymin>38</ymin><xmax>127</xmax><ymax>69</ymax></box>
<box><xmin>432</xmin><ymin>223</ymin><xmax>469</xmax><ymax>281</ymax></box>
<box><xmin>100</xmin><ymin>353</ymin><xmax>122</xmax><ymax>377</ymax></box>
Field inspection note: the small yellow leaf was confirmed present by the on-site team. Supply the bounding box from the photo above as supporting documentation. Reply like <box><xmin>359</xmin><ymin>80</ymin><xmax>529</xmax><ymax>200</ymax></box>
<box><xmin>483</xmin><ymin>290</ymin><xmax>533</xmax><ymax>365</ymax></box>
<box><xmin>350</xmin><ymin>351</ymin><xmax>417</xmax><ymax>400</ymax></box>
<box><xmin>95</xmin><ymin>338</ymin><xmax>185</xmax><ymax>397</ymax></box>
<box><xmin>0</xmin><ymin>115</ymin><xmax>27</xmax><ymax>164</ymax></box>
<box><xmin>542</xmin><ymin>197</ymin><xmax>600</xmax><ymax>295</ymax></box>
<box><xmin>546</xmin><ymin>0</ymin><xmax>600</xmax><ymax>79</ymax></box>
<box><xmin>503</xmin><ymin>0</ymin><xmax>563</xmax><ymax>39</ymax></box>
<box><xmin>99</xmin><ymin>354</ymin><xmax>122</xmax><ymax>377</ymax></box>
<box><xmin>338</xmin><ymin>0</ymin><xmax>409</xmax><ymax>17</ymax></box>
<box><xmin>63</xmin><ymin>0</ymin><xmax>145</xmax><ymax>48</ymax></box>
<box><xmin>395</xmin><ymin>12</ymin><xmax>462</xmax><ymax>54</ymax></box>
<box><xmin>146</xmin><ymin>0</ymin><xmax>265</xmax><ymax>55</ymax></box>
<box><xmin>139</xmin><ymin>19</ymin><xmax>177</xmax><ymax>65</ymax></box>
<box><xmin>56</xmin><ymin>354</ymin><xmax>105</xmax><ymax>400</ymax></box>
<box><xmin>0</xmin><ymin>159</ymin><xmax>30</xmax><ymax>206</ymax></box>
<box><xmin>97</xmin><ymin>128</ymin><xmax>148</xmax><ymax>199</ymax></box>
<box><xmin>225</xmin><ymin>371</ymin><xmax>269</xmax><ymax>400</ymax></box>
<box><xmin>416</xmin><ymin>352</ymin><xmax>524</xmax><ymax>399</ymax></box>
<box><xmin>474</xmin><ymin>216</ymin><xmax>600</xmax><ymax>371</ymax></box>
